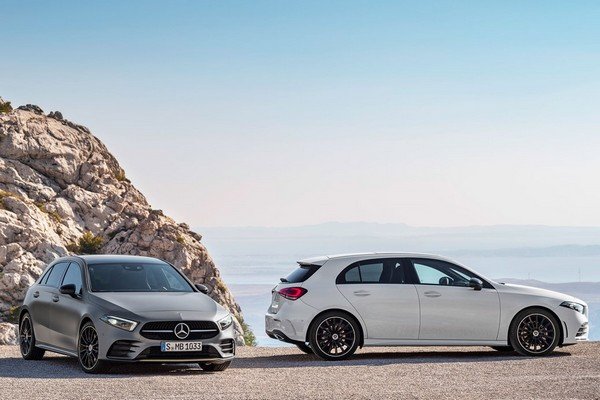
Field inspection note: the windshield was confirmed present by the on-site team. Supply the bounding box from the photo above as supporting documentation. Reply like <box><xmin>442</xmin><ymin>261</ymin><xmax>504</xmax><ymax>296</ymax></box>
<box><xmin>88</xmin><ymin>262</ymin><xmax>194</xmax><ymax>292</ymax></box>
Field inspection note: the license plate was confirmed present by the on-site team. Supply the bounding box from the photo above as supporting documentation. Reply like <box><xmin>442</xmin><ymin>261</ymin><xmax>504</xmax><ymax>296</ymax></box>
<box><xmin>160</xmin><ymin>341</ymin><xmax>202</xmax><ymax>352</ymax></box>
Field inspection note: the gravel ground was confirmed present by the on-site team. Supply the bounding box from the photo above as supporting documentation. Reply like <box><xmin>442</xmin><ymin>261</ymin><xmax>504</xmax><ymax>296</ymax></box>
<box><xmin>0</xmin><ymin>343</ymin><xmax>598</xmax><ymax>400</ymax></box>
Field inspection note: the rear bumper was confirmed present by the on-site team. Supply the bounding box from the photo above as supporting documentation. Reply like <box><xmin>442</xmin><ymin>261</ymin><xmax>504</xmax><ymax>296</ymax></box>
<box><xmin>265</xmin><ymin>299</ymin><xmax>318</xmax><ymax>343</ymax></box>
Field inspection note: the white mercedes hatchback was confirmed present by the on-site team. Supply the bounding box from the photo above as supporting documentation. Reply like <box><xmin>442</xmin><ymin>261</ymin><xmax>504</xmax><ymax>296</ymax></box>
<box><xmin>265</xmin><ymin>253</ymin><xmax>589</xmax><ymax>360</ymax></box>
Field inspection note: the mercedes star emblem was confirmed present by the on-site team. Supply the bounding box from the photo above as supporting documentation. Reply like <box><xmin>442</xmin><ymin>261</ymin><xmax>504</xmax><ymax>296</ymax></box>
<box><xmin>174</xmin><ymin>322</ymin><xmax>190</xmax><ymax>339</ymax></box>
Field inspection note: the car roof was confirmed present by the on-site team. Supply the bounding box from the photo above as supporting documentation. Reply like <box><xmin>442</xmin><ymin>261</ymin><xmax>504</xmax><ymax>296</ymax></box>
<box><xmin>297</xmin><ymin>252</ymin><xmax>455</xmax><ymax>266</ymax></box>
<box><xmin>74</xmin><ymin>254</ymin><xmax>166</xmax><ymax>264</ymax></box>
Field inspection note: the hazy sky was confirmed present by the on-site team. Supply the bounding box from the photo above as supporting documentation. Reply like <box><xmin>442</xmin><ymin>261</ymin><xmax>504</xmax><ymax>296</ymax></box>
<box><xmin>2</xmin><ymin>1</ymin><xmax>600</xmax><ymax>227</ymax></box>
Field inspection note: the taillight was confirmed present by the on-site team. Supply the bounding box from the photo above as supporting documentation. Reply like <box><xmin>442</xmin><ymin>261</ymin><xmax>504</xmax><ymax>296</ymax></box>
<box><xmin>278</xmin><ymin>287</ymin><xmax>307</xmax><ymax>300</ymax></box>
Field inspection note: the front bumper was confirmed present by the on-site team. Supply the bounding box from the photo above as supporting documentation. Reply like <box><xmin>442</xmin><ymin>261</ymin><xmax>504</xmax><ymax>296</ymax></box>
<box><xmin>97</xmin><ymin>323</ymin><xmax>236</xmax><ymax>363</ymax></box>
<box><xmin>556</xmin><ymin>305</ymin><xmax>589</xmax><ymax>345</ymax></box>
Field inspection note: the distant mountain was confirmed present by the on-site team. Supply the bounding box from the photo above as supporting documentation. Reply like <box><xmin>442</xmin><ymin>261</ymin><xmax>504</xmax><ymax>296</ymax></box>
<box><xmin>198</xmin><ymin>222</ymin><xmax>600</xmax><ymax>256</ymax></box>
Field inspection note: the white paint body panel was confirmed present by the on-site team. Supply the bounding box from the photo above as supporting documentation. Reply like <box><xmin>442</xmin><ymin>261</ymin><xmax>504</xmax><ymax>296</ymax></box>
<box><xmin>265</xmin><ymin>252</ymin><xmax>589</xmax><ymax>348</ymax></box>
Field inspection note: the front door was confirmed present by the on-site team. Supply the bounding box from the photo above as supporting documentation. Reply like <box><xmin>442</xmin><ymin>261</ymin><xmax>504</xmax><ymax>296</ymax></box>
<box><xmin>409</xmin><ymin>258</ymin><xmax>500</xmax><ymax>341</ymax></box>
<box><xmin>336</xmin><ymin>258</ymin><xmax>420</xmax><ymax>340</ymax></box>
<box><xmin>51</xmin><ymin>262</ymin><xmax>84</xmax><ymax>351</ymax></box>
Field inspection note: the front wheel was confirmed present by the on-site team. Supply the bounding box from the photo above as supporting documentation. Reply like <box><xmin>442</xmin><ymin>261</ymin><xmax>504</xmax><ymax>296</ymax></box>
<box><xmin>78</xmin><ymin>321</ymin><xmax>110</xmax><ymax>374</ymax></box>
<box><xmin>199</xmin><ymin>361</ymin><xmax>231</xmax><ymax>371</ymax></box>
<box><xmin>19</xmin><ymin>313</ymin><xmax>45</xmax><ymax>360</ymax></box>
<box><xmin>509</xmin><ymin>308</ymin><xmax>560</xmax><ymax>357</ymax></box>
<box><xmin>309</xmin><ymin>311</ymin><xmax>360</xmax><ymax>361</ymax></box>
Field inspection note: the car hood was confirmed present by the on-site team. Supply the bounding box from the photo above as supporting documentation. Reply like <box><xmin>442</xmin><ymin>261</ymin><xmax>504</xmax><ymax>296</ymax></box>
<box><xmin>90</xmin><ymin>292</ymin><xmax>228</xmax><ymax>321</ymax></box>
<box><xmin>497</xmin><ymin>283</ymin><xmax>585</xmax><ymax>305</ymax></box>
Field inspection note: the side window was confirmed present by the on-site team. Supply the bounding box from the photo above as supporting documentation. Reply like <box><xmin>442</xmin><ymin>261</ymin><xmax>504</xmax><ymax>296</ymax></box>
<box><xmin>413</xmin><ymin>261</ymin><xmax>451</xmax><ymax>285</ymax></box>
<box><xmin>343</xmin><ymin>265</ymin><xmax>361</xmax><ymax>283</ymax></box>
<box><xmin>61</xmin><ymin>263</ymin><xmax>83</xmax><ymax>294</ymax></box>
<box><xmin>337</xmin><ymin>260</ymin><xmax>391</xmax><ymax>284</ymax></box>
<box><xmin>39</xmin><ymin>266</ymin><xmax>54</xmax><ymax>284</ymax></box>
<box><xmin>45</xmin><ymin>262</ymin><xmax>70</xmax><ymax>288</ymax></box>
<box><xmin>411</xmin><ymin>258</ymin><xmax>481</xmax><ymax>287</ymax></box>
<box><xmin>360</xmin><ymin>261</ymin><xmax>385</xmax><ymax>283</ymax></box>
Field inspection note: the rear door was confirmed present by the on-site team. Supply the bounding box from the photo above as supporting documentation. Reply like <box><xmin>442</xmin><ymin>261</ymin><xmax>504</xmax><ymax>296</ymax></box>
<box><xmin>408</xmin><ymin>258</ymin><xmax>500</xmax><ymax>340</ymax></box>
<box><xmin>336</xmin><ymin>259</ymin><xmax>419</xmax><ymax>340</ymax></box>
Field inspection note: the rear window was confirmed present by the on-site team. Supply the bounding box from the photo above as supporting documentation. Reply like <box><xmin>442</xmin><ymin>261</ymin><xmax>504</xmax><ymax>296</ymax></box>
<box><xmin>283</xmin><ymin>264</ymin><xmax>320</xmax><ymax>283</ymax></box>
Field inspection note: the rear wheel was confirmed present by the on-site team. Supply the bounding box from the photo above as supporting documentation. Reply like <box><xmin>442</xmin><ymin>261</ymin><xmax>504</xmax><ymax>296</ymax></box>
<box><xmin>509</xmin><ymin>308</ymin><xmax>560</xmax><ymax>357</ymax></box>
<box><xmin>295</xmin><ymin>342</ymin><xmax>313</xmax><ymax>354</ymax></box>
<box><xmin>490</xmin><ymin>346</ymin><xmax>514</xmax><ymax>352</ymax></box>
<box><xmin>19</xmin><ymin>313</ymin><xmax>45</xmax><ymax>360</ymax></box>
<box><xmin>199</xmin><ymin>361</ymin><xmax>231</xmax><ymax>371</ymax></box>
<box><xmin>309</xmin><ymin>311</ymin><xmax>360</xmax><ymax>361</ymax></box>
<box><xmin>78</xmin><ymin>321</ymin><xmax>110</xmax><ymax>374</ymax></box>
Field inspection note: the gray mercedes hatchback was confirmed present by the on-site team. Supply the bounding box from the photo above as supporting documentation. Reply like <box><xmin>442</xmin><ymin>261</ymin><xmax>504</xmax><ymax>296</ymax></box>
<box><xmin>19</xmin><ymin>255</ymin><xmax>235</xmax><ymax>373</ymax></box>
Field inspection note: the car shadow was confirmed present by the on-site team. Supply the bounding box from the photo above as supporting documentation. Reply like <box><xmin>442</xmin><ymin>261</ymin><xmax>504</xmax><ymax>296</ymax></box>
<box><xmin>0</xmin><ymin>355</ymin><xmax>212</xmax><ymax>378</ymax></box>
<box><xmin>0</xmin><ymin>348</ymin><xmax>572</xmax><ymax>377</ymax></box>
<box><xmin>230</xmin><ymin>348</ymin><xmax>572</xmax><ymax>369</ymax></box>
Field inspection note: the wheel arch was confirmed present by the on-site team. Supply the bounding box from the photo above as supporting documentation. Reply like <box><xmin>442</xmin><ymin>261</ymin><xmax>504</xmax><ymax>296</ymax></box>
<box><xmin>305</xmin><ymin>308</ymin><xmax>365</xmax><ymax>348</ymax></box>
<box><xmin>18</xmin><ymin>306</ymin><xmax>30</xmax><ymax>324</ymax></box>
<box><xmin>79</xmin><ymin>315</ymin><xmax>94</xmax><ymax>332</ymax></box>
<box><xmin>509</xmin><ymin>305</ymin><xmax>564</xmax><ymax>346</ymax></box>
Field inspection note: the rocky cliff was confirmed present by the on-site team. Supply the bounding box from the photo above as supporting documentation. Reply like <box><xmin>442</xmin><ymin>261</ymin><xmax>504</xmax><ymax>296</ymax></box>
<box><xmin>0</xmin><ymin>97</ymin><xmax>246</xmax><ymax>345</ymax></box>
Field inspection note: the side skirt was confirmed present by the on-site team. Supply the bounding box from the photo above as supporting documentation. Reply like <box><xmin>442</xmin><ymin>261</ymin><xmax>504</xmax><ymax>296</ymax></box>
<box><xmin>363</xmin><ymin>339</ymin><xmax>509</xmax><ymax>347</ymax></box>
<box><xmin>36</xmin><ymin>343</ymin><xmax>78</xmax><ymax>358</ymax></box>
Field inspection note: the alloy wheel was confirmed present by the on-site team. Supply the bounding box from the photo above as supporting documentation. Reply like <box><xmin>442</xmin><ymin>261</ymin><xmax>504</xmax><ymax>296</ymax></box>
<box><xmin>516</xmin><ymin>313</ymin><xmax>555</xmax><ymax>354</ymax></box>
<box><xmin>315</xmin><ymin>317</ymin><xmax>356</xmax><ymax>357</ymax></box>
<box><xmin>79</xmin><ymin>325</ymin><xmax>100</xmax><ymax>370</ymax></box>
<box><xmin>19</xmin><ymin>316</ymin><xmax>33</xmax><ymax>356</ymax></box>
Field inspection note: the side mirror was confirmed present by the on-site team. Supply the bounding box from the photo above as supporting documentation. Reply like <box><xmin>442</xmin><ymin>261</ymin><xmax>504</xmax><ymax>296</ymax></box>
<box><xmin>59</xmin><ymin>283</ymin><xmax>77</xmax><ymax>298</ymax></box>
<box><xmin>468</xmin><ymin>278</ymin><xmax>483</xmax><ymax>291</ymax></box>
<box><xmin>195</xmin><ymin>284</ymin><xmax>209</xmax><ymax>294</ymax></box>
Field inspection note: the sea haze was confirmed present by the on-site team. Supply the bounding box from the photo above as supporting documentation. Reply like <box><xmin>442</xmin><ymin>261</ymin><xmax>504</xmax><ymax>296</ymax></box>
<box><xmin>198</xmin><ymin>223</ymin><xmax>600</xmax><ymax>345</ymax></box>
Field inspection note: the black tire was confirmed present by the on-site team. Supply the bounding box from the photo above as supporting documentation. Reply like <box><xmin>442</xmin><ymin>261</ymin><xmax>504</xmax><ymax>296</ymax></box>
<box><xmin>490</xmin><ymin>346</ymin><xmax>514</xmax><ymax>352</ymax></box>
<box><xmin>19</xmin><ymin>313</ymin><xmax>45</xmax><ymax>360</ymax></box>
<box><xmin>199</xmin><ymin>360</ymin><xmax>231</xmax><ymax>371</ymax></box>
<box><xmin>309</xmin><ymin>311</ymin><xmax>360</xmax><ymax>361</ymax></box>
<box><xmin>296</xmin><ymin>342</ymin><xmax>313</xmax><ymax>354</ymax></box>
<box><xmin>509</xmin><ymin>308</ymin><xmax>560</xmax><ymax>357</ymax></box>
<box><xmin>78</xmin><ymin>321</ymin><xmax>110</xmax><ymax>374</ymax></box>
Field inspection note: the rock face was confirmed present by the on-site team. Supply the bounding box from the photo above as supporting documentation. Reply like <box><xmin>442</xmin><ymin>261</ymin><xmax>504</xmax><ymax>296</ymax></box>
<box><xmin>0</xmin><ymin>98</ymin><xmax>245</xmax><ymax>344</ymax></box>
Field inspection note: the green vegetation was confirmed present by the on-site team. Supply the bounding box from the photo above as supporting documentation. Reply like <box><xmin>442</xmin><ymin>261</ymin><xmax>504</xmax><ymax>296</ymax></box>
<box><xmin>238</xmin><ymin>315</ymin><xmax>257</xmax><ymax>347</ymax></box>
<box><xmin>35</xmin><ymin>202</ymin><xmax>62</xmax><ymax>223</ymax></box>
<box><xmin>0</xmin><ymin>189</ymin><xmax>22</xmax><ymax>210</ymax></box>
<box><xmin>68</xmin><ymin>231</ymin><xmax>104</xmax><ymax>254</ymax></box>
<box><xmin>0</xmin><ymin>101</ymin><xmax>12</xmax><ymax>114</ymax></box>
<box><xmin>7</xmin><ymin>306</ymin><xmax>20</xmax><ymax>323</ymax></box>
<box><xmin>176</xmin><ymin>235</ymin><xmax>185</xmax><ymax>244</ymax></box>
<box><xmin>114</xmin><ymin>169</ymin><xmax>129</xmax><ymax>182</ymax></box>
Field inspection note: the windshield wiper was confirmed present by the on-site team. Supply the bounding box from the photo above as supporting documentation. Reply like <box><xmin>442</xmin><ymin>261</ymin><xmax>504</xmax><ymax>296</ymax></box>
<box><xmin>280</xmin><ymin>277</ymin><xmax>289</xmax><ymax>283</ymax></box>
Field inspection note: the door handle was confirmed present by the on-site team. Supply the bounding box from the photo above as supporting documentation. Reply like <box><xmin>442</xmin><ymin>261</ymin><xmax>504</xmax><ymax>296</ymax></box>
<box><xmin>353</xmin><ymin>290</ymin><xmax>371</xmax><ymax>297</ymax></box>
<box><xmin>424</xmin><ymin>291</ymin><xmax>441</xmax><ymax>298</ymax></box>
<box><xmin>33</xmin><ymin>291</ymin><xmax>40</xmax><ymax>298</ymax></box>
<box><xmin>52</xmin><ymin>295</ymin><xmax>59</xmax><ymax>302</ymax></box>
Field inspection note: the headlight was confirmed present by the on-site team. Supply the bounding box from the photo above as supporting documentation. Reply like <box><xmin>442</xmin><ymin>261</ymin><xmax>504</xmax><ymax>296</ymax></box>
<box><xmin>560</xmin><ymin>301</ymin><xmax>585</xmax><ymax>314</ymax></box>
<box><xmin>100</xmin><ymin>315</ymin><xmax>138</xmax><ymax>331</ymax></box>
<box><xmin>218</xmin><ymin>314</ymin><xmax>233</xmax><ymax>330</ymax></box>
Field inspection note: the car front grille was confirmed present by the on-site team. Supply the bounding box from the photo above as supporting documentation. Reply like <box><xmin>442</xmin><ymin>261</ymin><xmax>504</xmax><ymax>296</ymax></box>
<box><xmin>135</xmin><ymin>345</ymin><xmax>222</xmax><ymax>360</ymax></box>
<box><xmin>576</xmin><ymin>322</ymin><xmax>589</xmax><ymax>337</ymax></box>
<box><xmin>140</xmin><ymin>321</ymin><xmax>219</xmax><ymax>340</ymax></box>
<box><xmin>107</xmin><ymin>340</ymin><xmax>141</xmax><ymax>359</ymax></box>
<box><xmin>220</xmin><ymin>339</ymin><xmax>235</xmax><ymax>354</ymax></box>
